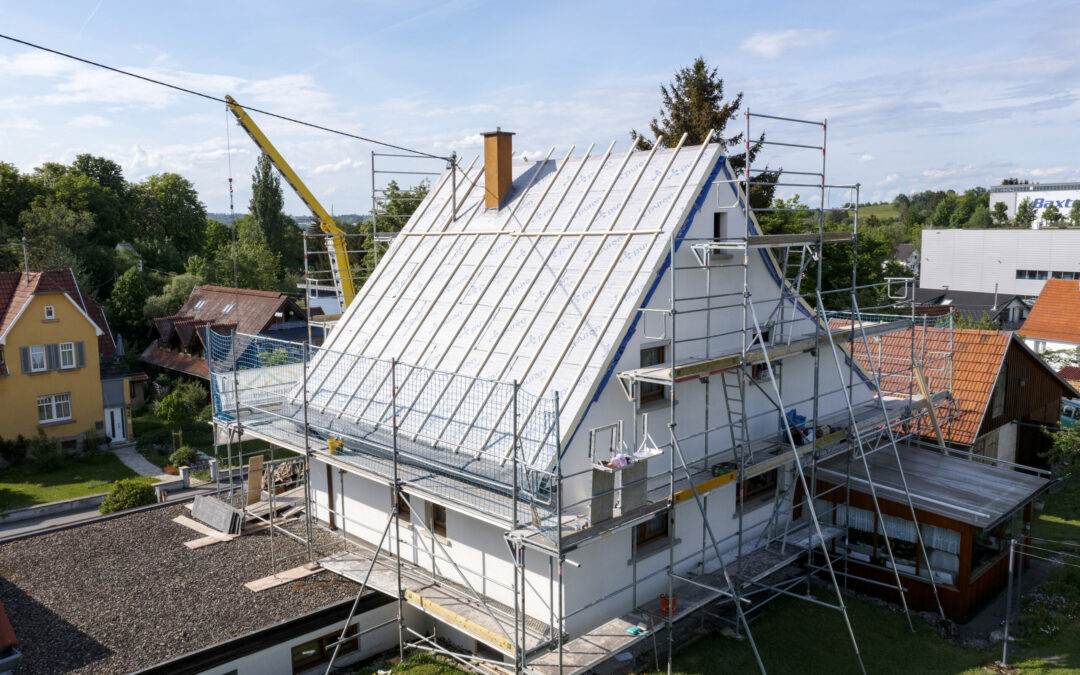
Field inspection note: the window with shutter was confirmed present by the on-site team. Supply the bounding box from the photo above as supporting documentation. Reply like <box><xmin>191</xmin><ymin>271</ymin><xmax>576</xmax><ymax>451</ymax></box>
<box><xmin>29</xmin><ymin>345</ymin><xmax>46</xmax><ymax>372</ymax></box>
<box><xmin>60</xmin><ymin>342</ymin><xmax>75</xmax><ymax>369</ymax></box>
<box><xmin>76</xmin><ymin>341</ymin><xmax>86</xmax><ymax>368</ymax></box>
<box><xmin>20</xmin><ymin>346</ymin><xmax>30</xmax><ymax>373</ymax></box>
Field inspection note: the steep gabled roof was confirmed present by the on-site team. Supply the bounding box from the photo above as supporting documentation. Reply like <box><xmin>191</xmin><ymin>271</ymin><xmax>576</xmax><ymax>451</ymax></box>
<box><xmin>175</xmin><ymin>285</ymin><xmax>297</xmax><ymax>337</ymax></box>
<box><xmin>913</xmin><ymin>287</ymin><xmax>1022</xmax><ymax>322</ymax></box>
<box><xmin>0</xmin><ymin>269</ymin><xmax>114</xmax><ymax>357</ymax></box>
<box><xmin>308</xmin><ymin>142</ymin><xmax>724</xmax><ymax>467</ymax></box>
<box><xmin>1020</xmin><ymin>279</ymin><xmax>1080</xmax><ymax>343</ymax></box>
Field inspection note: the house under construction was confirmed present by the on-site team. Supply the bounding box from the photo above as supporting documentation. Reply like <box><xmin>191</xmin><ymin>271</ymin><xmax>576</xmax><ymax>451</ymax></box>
<box><xmin>206</xmin><ymin>114</ymin><xmax>1049</xmax><ymax>674</ymax></box>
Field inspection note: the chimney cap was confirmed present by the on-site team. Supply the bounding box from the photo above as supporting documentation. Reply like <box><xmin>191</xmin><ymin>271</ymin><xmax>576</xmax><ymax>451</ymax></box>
<box><xmin>482</xmin><ymin>128</ymin><xmax>515</xmax><ymax>137</ymax></box>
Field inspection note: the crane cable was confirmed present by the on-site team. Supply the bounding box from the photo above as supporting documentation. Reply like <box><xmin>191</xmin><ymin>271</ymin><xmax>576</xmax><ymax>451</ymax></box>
<box><xmin>0</xmin><ymin>32</ymin><xmax>451</xmax><ymax>161</ymax></box>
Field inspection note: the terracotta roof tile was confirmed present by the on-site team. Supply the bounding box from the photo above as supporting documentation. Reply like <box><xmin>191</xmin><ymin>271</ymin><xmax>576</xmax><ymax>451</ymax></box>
<box><xmin>1020</xmin><ymin>279</ymin><xmax>1080</xmax><ymax>343</ymax></box>
<box><xmin>1060</xmin><ymin>366</ymin><xmax>1080</xmax><ymax>380</ymax></box>
<box><xmin>141</xmin><ymin>342</ymin><xmax>209</xmax><ymax>379</ymax></box>
<box><xmin>843</xmin><ymin>326</ymin><xmax>1010</xmax><ymax>446</ymax></box>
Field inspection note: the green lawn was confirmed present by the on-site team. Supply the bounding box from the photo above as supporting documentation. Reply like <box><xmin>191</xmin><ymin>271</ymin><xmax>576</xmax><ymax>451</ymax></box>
<box><xmin>1032</xmin><ymin>491</ymin><xmax>1080</xmax><ymax>551</ymax></box>
<box><xmin>857</xmin><ymin>202</ymin><xmax>901</xmax><ymax>221</ymax></box>
<box><xmin>132</xmin><ymin>413</ymin><xmax>295</xmax><ymax>468</ymax></box>
<box><xmin>0</xmin><ymin>452</ymin><xmax>150</xmax><ymax>511</ymax></box>
<box><xmin>655</xmin><ymin>489</ymin><xmax>1080</xmax><ymax>674</ymax></box>
<box><xmin>656</xmin><ymin>589</ymin><xmax>996</xmax><ymax>675</ymax></box>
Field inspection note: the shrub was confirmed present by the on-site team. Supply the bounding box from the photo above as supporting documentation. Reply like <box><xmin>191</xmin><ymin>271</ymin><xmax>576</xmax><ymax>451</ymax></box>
<box><xmin>156</xmin><ymin>381</ymin><xmax>208</xmax><ymax>429</ymax></box>
<box><xmin>169</xmin><ymin>445</ymin><xmax>199</xmax><ymax>468</ymax></box>
<box><xmin>0</xmin><ymin>434</ymin><xmax>29</xmax><ymax>465</ymax></box>
<box><xmin>99</xmin><ymin>478</ymin><xmax>156</xmax><ymax>514</ymax></box>
<box><xmin>31</xmin><ymin>431</ymin><xmax>64</xmax><ymax>472</ymax></box>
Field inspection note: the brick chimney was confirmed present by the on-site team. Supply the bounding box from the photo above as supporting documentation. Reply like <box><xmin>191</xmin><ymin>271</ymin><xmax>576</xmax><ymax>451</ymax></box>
<box><xmin>482</xmin><ymin>128</ymin><xmax>514</xmax><ymax>208</ymax></box>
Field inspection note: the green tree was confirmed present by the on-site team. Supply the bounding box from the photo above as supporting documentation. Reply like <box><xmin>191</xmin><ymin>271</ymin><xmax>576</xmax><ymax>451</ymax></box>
<box><xmin>991</xmin><ymin>202</ymin><xmax>1010</xmax><ymax>227</ymax></box>
<box><xmin>1043</xmin><ymin>202</ymin><xmax>1064</xmax><ymax>225</ymax></box>
<box><xmin>105</xmin><ymin>267</ymin><xmax>151</xmax><ymax>342</ymax></box>
<box><xmin>954</xmin><ymin>311</ymin><xmax>1000</xmax><ymax>330</ymax></box>
<box><xmin>1045</xmin><ymin>425</ymin><xmax>1080</xmax><ymax>490</ymax></box>
<box><xmin>17</xmin><ymin>198</ymin><xmax>95</xmax><ymax>291</ymax></box>
<box><xmin>0</xmin><ymin>161</ymin><xmax>37</xmax><ymax>238</ymax></box>
<box><xmin>144</xmin><ymin>272</ymin><xmax>203</xmax><ymax>319</ymax></box>
<box><xmin>130</xmin><ymin>173</ymin><xmax>207</xmax><ymax>269</ymax></box>
<box><xmin>203</xmin><ymin>218</ymin><xmax>230</xmax><ymax>255</ymax></box>
<box><xmin>931</xmin><ymin>193</ymin><xmax>957</xmax><ymax>226</ymax></box>
<box><xmin>249</xmin><ymin>153</ymin><xmax>292</xmax><ymax>265</ymax></box>
<box><xmin>1015</xmin><ymin>198</ymin><xmax>1036</xmax><ymax>228</ymax></box>
<box><xmin>964</xmin><ymin>204</ymin><xmax>992</xmax><ymax>229</ymax></box>
<box><xmin>629</xmin><ymin>56</ymin><xmax>777</xmax><ymax>208</ymax></box>
<box><xmin>1071</xmin><ymin>200</ymin><xmax>1080</xmax><ymax>227</ymax></box>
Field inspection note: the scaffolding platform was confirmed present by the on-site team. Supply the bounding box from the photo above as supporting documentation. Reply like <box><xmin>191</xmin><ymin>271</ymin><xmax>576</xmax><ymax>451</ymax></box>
<box><xmin>528</xmin><ymin>524</ymin><xmax>842</xmax><ymax>674</ymax></box>
<box><xmin>617</xmin><ymin>319</ymin><xmax>914</xmax><ymax>387</ymax></box>
<box><xmin>321</xmin><ymin>549</ymin><xmax>551</xmax><ymax>657</ymax></box>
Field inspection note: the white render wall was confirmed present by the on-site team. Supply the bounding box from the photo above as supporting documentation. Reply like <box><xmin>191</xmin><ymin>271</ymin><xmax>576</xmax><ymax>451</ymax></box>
<box><xmin>920</xmin><ymin>228</ymin><xmax>1080</xmax><ymax>296</ymax></box>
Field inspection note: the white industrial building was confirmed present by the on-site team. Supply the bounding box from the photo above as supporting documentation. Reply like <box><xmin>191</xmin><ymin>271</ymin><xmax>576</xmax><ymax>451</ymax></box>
<box><xmin>920</xmin><ymin>228</ymin><xmax>1080</xmax><ymax>297</ymax></box>
<box><xmin>989</xmin><ymin>182</ymin><xmax>1080</xmax><ymax>227</ymax></box>
<box><xmin>202</xmin><ymin>121</ymin><xmax>1044</xmax><ymax>673</ymax></box>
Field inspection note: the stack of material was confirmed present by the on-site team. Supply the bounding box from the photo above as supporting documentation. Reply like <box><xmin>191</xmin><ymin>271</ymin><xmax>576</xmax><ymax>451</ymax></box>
<box><xmin>192</xmin><ymin>495</ymin><xmax>241</xmax><ymax>535</ymax></box>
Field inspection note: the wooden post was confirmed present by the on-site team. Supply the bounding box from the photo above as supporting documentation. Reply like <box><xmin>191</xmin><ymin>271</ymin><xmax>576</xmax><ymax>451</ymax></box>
<box><xmin>912</xmin><ymin>359</ymin><xmax>947</xmax><ymax>451</ymax></box>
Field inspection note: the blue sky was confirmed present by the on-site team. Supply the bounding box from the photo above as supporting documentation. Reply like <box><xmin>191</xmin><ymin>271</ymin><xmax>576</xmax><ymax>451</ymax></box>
<box><xmin>1</xmin><ymin>0</ymin><xmax>1077</xmax><ymax>214</ymax></box>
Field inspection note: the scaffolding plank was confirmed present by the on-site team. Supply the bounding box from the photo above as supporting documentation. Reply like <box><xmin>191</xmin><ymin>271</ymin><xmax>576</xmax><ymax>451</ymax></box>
<box><xmin>244</xmin><ymin>564</ymin><xmax>320</xmax><ymax>592</ymax></box>
<box><xmin>321</xmin><ymin>550</ymin><xmax>549</xmax><ymax>657</ymax></box>
<box><xmin>671</xmin><ymin>468</ymin><xmax>738</xmax><ymax>504</ymax></box>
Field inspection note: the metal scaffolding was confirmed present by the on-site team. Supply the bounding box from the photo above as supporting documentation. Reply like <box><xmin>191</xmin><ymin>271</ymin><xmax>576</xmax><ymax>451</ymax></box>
<box><xmin>202</xmin><ymin>114</ymin><xmax>987</xmax><ymax>674</ymax></box>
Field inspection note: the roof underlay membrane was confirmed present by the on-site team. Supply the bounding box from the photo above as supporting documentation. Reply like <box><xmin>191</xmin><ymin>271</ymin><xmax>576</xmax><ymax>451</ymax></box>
<box><xmin>304</xmin><ymin>142</ymin><xmax>723</xmax><ymax>471</ymax></box>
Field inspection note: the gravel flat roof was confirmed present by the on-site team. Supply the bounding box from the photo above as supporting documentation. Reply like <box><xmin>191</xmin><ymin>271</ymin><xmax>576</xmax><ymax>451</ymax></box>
<box><xmin>0</xmin><ymin>504</ymin><xmax>361</xmax><ymax>674</ymax></box>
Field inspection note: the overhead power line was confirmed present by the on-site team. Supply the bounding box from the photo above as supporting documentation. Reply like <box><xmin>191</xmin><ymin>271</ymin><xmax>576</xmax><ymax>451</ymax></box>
<box><xmin>0</xmin><ymin>32</ymin><xmax>450</xmax><ymax>161</ymax></box>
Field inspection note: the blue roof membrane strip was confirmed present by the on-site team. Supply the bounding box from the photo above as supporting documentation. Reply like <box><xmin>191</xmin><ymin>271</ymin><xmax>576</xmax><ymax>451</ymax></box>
<box><xmin>562</xmin><ymin>153</ymin><xmax>726</xmax><ymax>457</ymax></box>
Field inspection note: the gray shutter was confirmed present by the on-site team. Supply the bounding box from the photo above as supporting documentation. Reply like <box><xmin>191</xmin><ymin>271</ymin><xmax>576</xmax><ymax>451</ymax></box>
<box><xmin>76</xmin><ymin>341</ymin><xmax>86</xmax><ymax>368</ymax></box>
<box><xmin>19</xmin><ymin>346</ymin><xmax>30</xmax><ymax>374</ymax></box>
<box><xmin>46</xmin><ymin>343</ymin><xmax>60</xmax><ymax>371</ymax></box>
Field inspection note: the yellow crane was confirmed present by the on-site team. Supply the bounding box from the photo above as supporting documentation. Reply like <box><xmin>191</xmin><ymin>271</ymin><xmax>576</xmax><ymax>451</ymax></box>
<box><xmin>225</xmin><ymin>95</ymin><xmax>357</xmax><ymax>310</ymax></box>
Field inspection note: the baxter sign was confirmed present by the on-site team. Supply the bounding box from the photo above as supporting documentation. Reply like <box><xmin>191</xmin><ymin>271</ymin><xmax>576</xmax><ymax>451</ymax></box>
<box><xmin>1031</xmin><ymin>198</ymin><xmax>1075</xmax><ymax>209</ymax></box>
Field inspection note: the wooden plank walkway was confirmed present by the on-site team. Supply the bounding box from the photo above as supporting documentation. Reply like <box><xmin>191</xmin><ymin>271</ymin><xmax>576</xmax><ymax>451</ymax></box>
<box><xmin>321</xmin><ymin>549</ymin><xmax>550</xmax><ymax>657</ymax></box>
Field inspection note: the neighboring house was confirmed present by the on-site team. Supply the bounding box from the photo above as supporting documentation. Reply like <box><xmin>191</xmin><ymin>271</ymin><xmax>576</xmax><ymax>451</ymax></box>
<box><xmin>143</xmin><ymin>285</ymin><xmax>320</xmax><ymax>380</ymax></box>
<box><xmin>0</xmin><ymin>270</ymin><xmax>134</xmax><ymax>448</ymax></box>
<box><xmin>1019</xmin><ymin>278</ymin><xmax>1080</xmax><ymax>353</ymax></box>
<box><xmin>913</xmin><ymin>288</ymin><xmax>1030</xmax><ymax>330</ymax></box>
<box><xmin>208</xmin><ymin>128</ymin><xmax>1053</xmax><ymax>651</ymax></box>
<box><xmin>0</xmin><ymin>503</ymin><xmax>399</xmax><ymax>673</ymax></box>
<box><xmin>1058</xmin><ymin>366</ymin><xmax>1080</xmax><ymax>392</ymax></box>
<box><xmin>848</xmin><ymin>326</ymin><xmax>1077</xmax><ymax>467</ymax></box>
<box><xmin>891</xmin><ymin>243</ymin><xmax>919</xmax><ymax>273</ymax></box>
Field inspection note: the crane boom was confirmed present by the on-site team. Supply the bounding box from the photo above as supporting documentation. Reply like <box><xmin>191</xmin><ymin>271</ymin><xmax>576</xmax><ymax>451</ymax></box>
<box><xmin>224</xmin><ymin>95</ymin><xmax>357</xmax><ymax>308</ymax></box>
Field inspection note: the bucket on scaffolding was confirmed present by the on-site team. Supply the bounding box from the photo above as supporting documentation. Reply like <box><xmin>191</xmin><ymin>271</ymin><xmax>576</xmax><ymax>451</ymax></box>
<box><xmin>660</xmin><ymin>593</ymin><xmax>677</xmax><ymax>617</ymax></box>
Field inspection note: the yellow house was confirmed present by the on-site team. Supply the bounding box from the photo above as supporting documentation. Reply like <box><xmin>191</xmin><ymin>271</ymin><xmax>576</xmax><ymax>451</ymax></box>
<box><xmin>0</xmin><ymin>270</ymin><xmax>130</xmax><ymax>449</ymax></box>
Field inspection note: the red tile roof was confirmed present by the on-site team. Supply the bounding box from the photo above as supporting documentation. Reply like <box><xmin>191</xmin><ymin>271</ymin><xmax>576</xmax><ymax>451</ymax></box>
<box><xmin>1060</xmin><ymin>366</ymin><xmax>1080</xmax><ymax>380</ymax></box>
<box><xmin>141</xmin><ymin>342</ymin><xmax>210</xmax><ymax>379</ymax></box>
<box><xmin>1020</xmin><ymin>279</ymin><xmax>1080</xmax><ymax>343</ymax></box>
<box><xmin>0</xmin><ymin>269</ymin><xmax>115</xmax><ymax>357</ymax></box>
<box><xmin>846</xmin><ymin>326</ymin><xmax>1010</xmax><ymax>446</ymax></box>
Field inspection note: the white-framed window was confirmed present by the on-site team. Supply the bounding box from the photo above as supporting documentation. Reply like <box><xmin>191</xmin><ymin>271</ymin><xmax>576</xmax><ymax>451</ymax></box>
<box><xmin>38</xmin><ymin>393</ymin><xmax>72</xmax><ymax>423</ymax></box>
<box><xmin>59</xmin><ymin>341</ymin><xmax>75</xmax><ymax>369</ymax></box>
<box><xmin>44</xmin><ymin>305</ymin><xmax>55</xmax><ymax>320</ymax></box>
<box><xmin>223</xmin><ymin>303</ymin><xmax>234</xmax><ymax>314</ymax></box>
<box><xmin>29</xmin><ymin>344</ymin><xmax>46</xmax><ymax>372</ymax></box>
<box><xmin>194</xmin><ymin>299</ymin><xmax>207</xmax><ymax>310</ymax></box>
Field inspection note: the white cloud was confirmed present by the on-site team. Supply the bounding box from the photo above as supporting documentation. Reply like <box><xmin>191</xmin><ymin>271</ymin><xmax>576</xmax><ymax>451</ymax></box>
<box><xmin>312</xmin><ymin>157</ymin><xmax>364</xmax><ymax>174</ymax></box>
<box><xmin>72</xmin><ymin>114</ymin><xmax>110</xmax><ymax>128</ymax></box>
<box><xmin>879</xmin><ymin>173</ymin><xmax>899</xmax><ymax>184</ymax></box>
<box><xmin>738</xmin><ymin>30</ymin><xmax>835</xmax><ymax>59</ymax></box>
<box><xmin>859</xmin><ymin>154</ymin><xmax>873</xmax><ymax>162</ymax></box>
<box><xmin>922</xmin><ymin>165</ymin><xmax>975</xmax><ymax>178</ymax></box>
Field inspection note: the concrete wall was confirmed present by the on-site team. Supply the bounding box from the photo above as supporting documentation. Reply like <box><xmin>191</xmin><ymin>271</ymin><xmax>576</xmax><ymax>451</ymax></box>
<box><xmin>921</xmin><ymin>228</ymin><xmax>1080</xmax><ymax>296</ymax></box>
